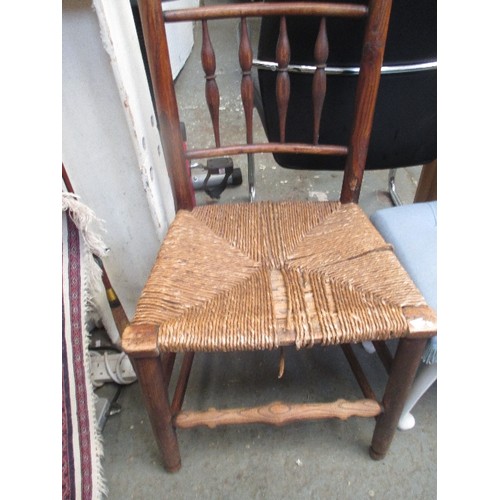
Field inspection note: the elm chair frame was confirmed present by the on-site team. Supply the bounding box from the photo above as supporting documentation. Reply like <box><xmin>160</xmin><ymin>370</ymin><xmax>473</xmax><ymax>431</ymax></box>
<box><xmin>123</xmin><ymin>0</ymin><xmax>437</xmax><ymax>472</ymax></box>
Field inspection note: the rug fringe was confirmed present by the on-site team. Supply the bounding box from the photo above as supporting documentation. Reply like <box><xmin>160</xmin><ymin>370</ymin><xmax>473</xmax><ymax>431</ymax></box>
<box><xmin>63</xmin><ymin>193</ymin><xmax>109</xmax><ymax>499</ymax></box>
<box><xmin>63</xmin><ymin>192</ymin><xmax>113</xmax><ymax>325</ymax></box>
<box><xmin>62</xmin><ymin>192</ymin><xmax>108</xmax><ymax>258</ymax></box>
<box><xmin>81</xmin><ymin>245</ymin><xmax>109</xmax><ymax>499</ymax></box>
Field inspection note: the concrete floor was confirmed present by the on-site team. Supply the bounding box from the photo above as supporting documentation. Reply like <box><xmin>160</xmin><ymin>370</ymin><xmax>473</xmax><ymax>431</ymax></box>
<box><xmin>98</xmin><ymin>6</ymin><xmax>436</xmax><ymax>499</ymax></box>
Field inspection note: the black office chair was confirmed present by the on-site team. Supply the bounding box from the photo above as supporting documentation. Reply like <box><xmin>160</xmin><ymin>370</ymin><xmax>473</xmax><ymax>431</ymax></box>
<box><xmin>253</xmin><ymin>0</ymin><xmax>436</xmax><ymax>202</ymax></box>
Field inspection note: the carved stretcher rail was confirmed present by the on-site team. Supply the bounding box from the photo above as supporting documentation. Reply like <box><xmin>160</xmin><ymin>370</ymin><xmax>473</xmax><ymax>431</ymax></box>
<box><xmin>175</xmin><ymin>399</ymin><xmax>382</xmax><ymax>428</ymax></box>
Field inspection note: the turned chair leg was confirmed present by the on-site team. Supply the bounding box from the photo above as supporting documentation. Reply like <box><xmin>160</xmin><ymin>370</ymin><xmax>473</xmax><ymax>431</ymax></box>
<box><xmin>133</xmin><ymin>356</ymin><xmax>181</xmax><ymax>472</ymax></box>
<box><xmin>370</xmin><ymin>337</ymin><xmax>427</xmax><ymax>460</ymax></box>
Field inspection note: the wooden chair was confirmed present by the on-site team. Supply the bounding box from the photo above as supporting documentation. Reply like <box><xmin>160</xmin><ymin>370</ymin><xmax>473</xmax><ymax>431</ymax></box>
<box><xmin>123</xmin><ymin>0</ymin><xmax>437</xmax><ymax>472</ymax></box>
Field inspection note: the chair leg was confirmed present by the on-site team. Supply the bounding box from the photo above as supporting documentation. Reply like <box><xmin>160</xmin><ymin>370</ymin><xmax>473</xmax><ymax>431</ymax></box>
<box><xmin>388</xmin><ymin>168</ymin><xmax>402</xmax><ymax>206</ymax></box>
<box><xmin>370</xmin><ymin>337</ymin><xmax>427</xmax><ymax>460</ymax></box>
<box><xmin>133</xmin><ymin>356</ymin><xmax>181</xmax><ymax>472</ymax></box>
<box><xmin>248</xmin><ymin>153</ymin><xmax>256</xmax><ymax>202</ymax></box>
<box><xmin>398</xmin><ymin>361</ymin><xmax>437</xmax><ymax>431</ymax></box>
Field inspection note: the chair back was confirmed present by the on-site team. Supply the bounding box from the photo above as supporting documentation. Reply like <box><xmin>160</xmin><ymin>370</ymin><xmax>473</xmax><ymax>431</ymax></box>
<box><xmin>137</xmin><ymin>0</ymin><xmax>393</xmax><ymax>210</ymax></box>
<box><xmin>256</xmin><ymin>0</ymin><xmax>436</xmax><ymax>171</ymax></box>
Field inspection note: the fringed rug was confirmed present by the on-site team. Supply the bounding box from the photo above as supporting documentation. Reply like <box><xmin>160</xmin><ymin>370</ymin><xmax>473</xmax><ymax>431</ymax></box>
<box><xmin>62</xmin><ymin>193</ymin><xmax>107</xmax><ymax>499</ymax></box>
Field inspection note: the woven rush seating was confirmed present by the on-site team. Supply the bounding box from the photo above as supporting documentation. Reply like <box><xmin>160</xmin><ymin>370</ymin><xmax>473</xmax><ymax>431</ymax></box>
<box><xmin>122</xmin><ymin>0</ymin><xmax>437</xmax><ymax>473</ymax></box>
<box><xmin>133</xmin><ymin>201</ymin><xmax>426</xmax><ymax>352</ymax></box>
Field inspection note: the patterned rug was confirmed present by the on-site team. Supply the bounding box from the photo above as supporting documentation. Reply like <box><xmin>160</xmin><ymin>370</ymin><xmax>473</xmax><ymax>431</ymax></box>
<box><xmin>62</xmin><ymin>193</ymin><xmax>107</xmax><ymax>499</ymax></box>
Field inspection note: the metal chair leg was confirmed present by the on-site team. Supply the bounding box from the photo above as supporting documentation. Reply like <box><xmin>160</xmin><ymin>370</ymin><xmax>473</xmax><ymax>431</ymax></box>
<box><xmin>388</xmin><ymin>168</ymin><xmax>403</xmax><ymax>206</ymax></box>
<box><xmin>248</xmin><ymin>153</ymin><xmax>255</xmax><ymax>202</ymax></box>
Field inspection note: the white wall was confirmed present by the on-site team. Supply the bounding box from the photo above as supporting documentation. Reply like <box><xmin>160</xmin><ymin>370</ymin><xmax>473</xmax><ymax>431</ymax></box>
<box><xmin>62</xmin><ymin>0</ymin><xmax>192</xmax><ymax>342</ymax></box>
<box><xmin>162</xmin><ymin>0</ymin><xmax>198</xmax><ymax>79</ymax></box>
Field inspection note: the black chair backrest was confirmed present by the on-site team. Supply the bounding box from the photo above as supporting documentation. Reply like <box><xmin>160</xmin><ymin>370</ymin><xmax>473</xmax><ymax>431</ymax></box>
<box><xmin>256</xmin><ymin>0</ymin><xmax>436</xmax><ymax>170</ymax></box>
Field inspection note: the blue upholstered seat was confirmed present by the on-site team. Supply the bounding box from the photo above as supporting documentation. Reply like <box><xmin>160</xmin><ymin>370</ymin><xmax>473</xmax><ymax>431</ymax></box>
<box><xmin>370</xmin><ymin>201</ymin><xmax>437</xmax><ymax>363</ymax></box>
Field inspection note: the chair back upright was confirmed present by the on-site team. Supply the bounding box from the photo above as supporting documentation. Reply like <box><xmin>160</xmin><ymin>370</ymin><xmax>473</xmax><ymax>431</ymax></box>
<box><xmin>136</xmin><ymin>0</ymin><xmax>393</xmax><ymax>210</ymax></box>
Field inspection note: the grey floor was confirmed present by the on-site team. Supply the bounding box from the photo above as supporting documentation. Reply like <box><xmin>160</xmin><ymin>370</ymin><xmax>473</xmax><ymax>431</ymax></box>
<box><xmin>98</xmin><ymin>6</ymin><xmax>436</xmax><ymax>499</ymax></box>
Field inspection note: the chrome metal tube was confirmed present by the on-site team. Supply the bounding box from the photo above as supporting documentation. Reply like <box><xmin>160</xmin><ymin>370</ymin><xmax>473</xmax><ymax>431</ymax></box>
<box><xmin>252</xmin><ymin>59</ymin><xmax>437</xmax><ymax>76</ymax></box>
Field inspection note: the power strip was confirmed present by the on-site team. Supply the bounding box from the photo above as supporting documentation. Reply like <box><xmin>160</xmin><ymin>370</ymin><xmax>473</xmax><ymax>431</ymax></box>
<box><xmin>90</xmin><ymin>351</ymin><xmax>137</xmax><ymax>387</ymax></box>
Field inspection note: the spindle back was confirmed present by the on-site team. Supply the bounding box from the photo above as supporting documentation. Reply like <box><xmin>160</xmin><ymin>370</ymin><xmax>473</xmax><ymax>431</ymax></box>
<box><xmin>137</xmin><ymin>0</ymin><xmax>392</xmax><ymax>210</ymax></box>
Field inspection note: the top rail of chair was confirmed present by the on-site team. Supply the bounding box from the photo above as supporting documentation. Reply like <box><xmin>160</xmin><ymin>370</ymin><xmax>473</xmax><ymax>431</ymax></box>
<box><xmin>163</xmin><ymin>2</ymin><xmax>369</xmax><ymax>23</ymax></box>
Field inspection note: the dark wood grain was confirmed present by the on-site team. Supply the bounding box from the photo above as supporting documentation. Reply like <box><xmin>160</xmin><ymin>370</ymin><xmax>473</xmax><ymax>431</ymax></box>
<box><xmin>239</xmin><ymin>17</ymin><xmax>254</xmax><ymax>145</ymax></box>
<box><xmin>201</xmin><ymin>20</ymin><xmax>221</xmax><ymax>147</ymax></box>
<box><xmin>276</xmin><ymin>16</ymin><xmax>291</xmax><ymax>142</ymax></box>
<box><xmin>164</xmin><ymin>2</ymin><xmax>368</xmax><ymax>22</ymax></box>
<box><xmin>373</xmin><ymin>340</ymin><xmax>393</xmax><ymax>374</ymax></box>
<box><xmin>370</xmin><ymin>337</ymin><xmax>427</xmax><ymax>460</ymax></box>
<box><xmin>341</xmin><ymin>344</ymin><xmax>377</xmax><ymax>401</ymax></box>
<box><xmin>171</xmin><ymin>352</ymin><xmax>195</xmax><ymax>414</ymax></box>
<box><xmin>133</xmin><ymin>357</ymin><xmax>181</xmax><ymax>472</ymax></box>
<box><xmin>340</xmin><ymin>0</ymin><xmax>393</xmax><ymax>203</ymax></box>
<box><xmin>184</xmin><ymin>142</ymin><xmax>348</xmax><ymax>160</ymax></box>
<box><xmin>137</xmin><ymin>0</ymin><xmax>195</xmax><ymax>211</ymax></box>
<box><xmin>312</xmin><ymin>17</ymin><xmax>328</xmax><ymax>144</ymax></box>
<box><xmin>122</xmin><ymin>324</ymin><xmax>159</xmax><ymax>357</ymax></box>
<box><xmin>161</xmin><ymin>352</ymin><xmax>177</xmax><ymax>388</ymax></box>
